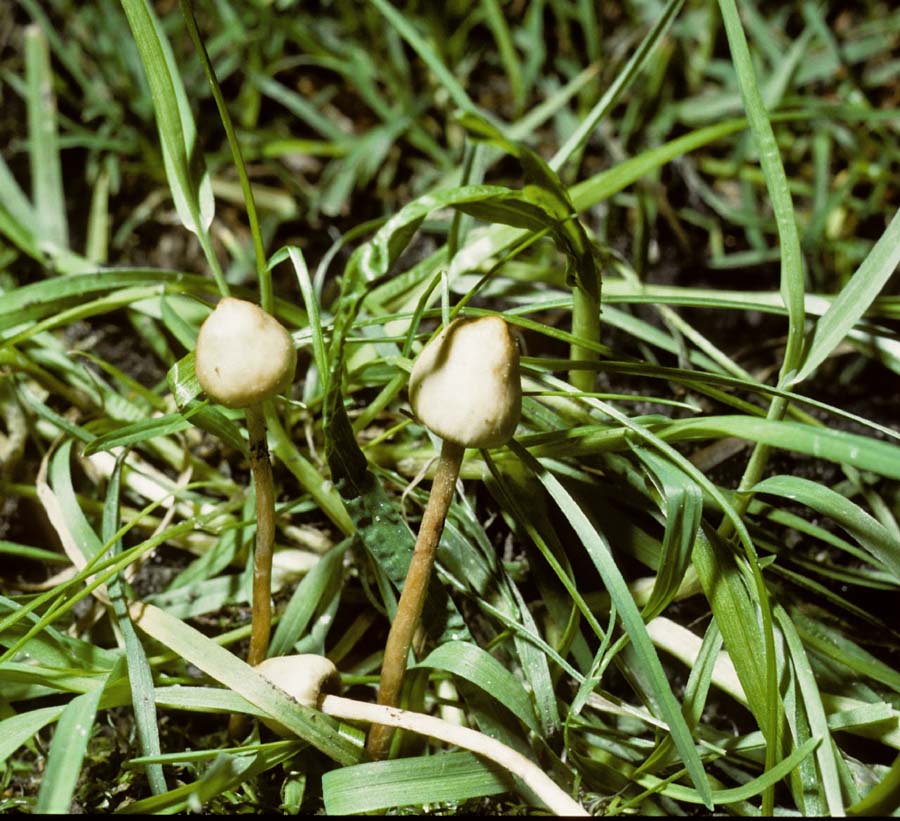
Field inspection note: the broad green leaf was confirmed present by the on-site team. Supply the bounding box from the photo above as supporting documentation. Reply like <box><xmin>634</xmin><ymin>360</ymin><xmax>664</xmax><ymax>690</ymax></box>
<box><xmin>322</xmin><ymin>751</ymin><xmax>513</xmax><ymax>815</ymax></box>
<box><xmin>417</xmin><ymin>642</ymin><xmax>540</xmax><ymax>734</ymax></box>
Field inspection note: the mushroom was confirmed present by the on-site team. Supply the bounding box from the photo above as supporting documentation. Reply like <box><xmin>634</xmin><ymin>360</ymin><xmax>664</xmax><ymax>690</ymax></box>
<box><xmin>194</xmin><ymin>297</ymin><xmax>297</xmax><ymax>675</ymax></box>
<box><xmin>367</xmin><ymin>316</ymin><xmax>521</xmax><ymax>759</ymax></box>
<box><xmin>256</xmin><ymin>654</ymin><xmax>587</xmax><ymax>816</ymax></box>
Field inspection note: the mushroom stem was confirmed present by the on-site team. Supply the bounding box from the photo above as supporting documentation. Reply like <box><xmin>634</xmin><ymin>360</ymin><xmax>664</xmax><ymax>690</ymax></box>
<box><xmin>229</xmin><ymin>403</ymin><xmax>277</xmax><ymax>739</ymax></box>
<box><xmin>246</xmin><ymin>402</ymin><xmax>275</xmax><ymax>667</ymax></box>
<box><xmin>367</xmin><ymin>439</ymin><xmax>464</xmax><ymax>759</ymax></box>
<box><xmin>322</xmin><ymin>694</ymin><xmax>587</xmax><ymax>816</ymax></box>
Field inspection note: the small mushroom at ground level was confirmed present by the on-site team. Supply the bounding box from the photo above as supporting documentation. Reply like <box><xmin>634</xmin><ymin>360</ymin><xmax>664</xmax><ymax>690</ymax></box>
<box><xmin>255</xmin><ymin>654</ymin><xmax>342</xmax><ymax>736</ymax></box>
<box><xmin>255</xmin><ymin>653</ymin><xmax>586</xmax><ymax>816</ymax></box>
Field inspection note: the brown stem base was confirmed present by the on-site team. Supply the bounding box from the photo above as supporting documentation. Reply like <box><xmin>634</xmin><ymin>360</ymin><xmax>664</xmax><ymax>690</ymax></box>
<box><xmin>366</xmin><ymin>439</ymin><xmax>464</xmax><ymax>759</ymax></box>
<box><xmin>229</xmin><ymin>402</ymin><xmax>276</xmax><ymax>739</ymax></box>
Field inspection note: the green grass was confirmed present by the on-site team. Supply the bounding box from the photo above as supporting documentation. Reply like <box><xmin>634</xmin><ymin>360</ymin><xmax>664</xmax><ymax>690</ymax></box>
<box><xmin>1</xmin><ymin>0</ymin><xmax>899</xmax><ymax>815</ymax></box>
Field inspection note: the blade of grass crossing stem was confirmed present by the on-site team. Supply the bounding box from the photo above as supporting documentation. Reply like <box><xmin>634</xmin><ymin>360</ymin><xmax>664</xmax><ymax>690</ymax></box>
<box><xmin>775</xmin><ymin>606</ymin><xmax>845</xmax><ymax>815</ymax></box>
<box><xmin>635</xmin><ymin>620</ymin><xmax>726</xmax><ymax>777</ymax></box>
<box><xmin>526</xmin><ymin>375</ymin><xmax>783</xmax><ymax>797</ymax></box>
<box><xmin>119</xmin><ymin>0</ymin><xmax>227</xmax><ymax>296</ymax></box>
<box><xmin>794</xmin><ymin>207</ymin><xmax>900</xmax><ymax>384</ymax></box>
<box><xmin>551</xmin><ymin>0</ymin><xmax>684</xmax><ymax>172</ymax></box>
<box><xmin>124</xmin><ymin>745</ymin><xmax>299</xmax><ymax>814</ymax></box>
<box><xmin>128</xmin><ymin>601</ymin><xmax>360</xmax><ymax>765</ymax></box>
<box><xmin>25</xmin><ymin>25</ymin><xmax>68</xmax><ymax>250</ymax></box>
<box><xmin>34</xmin><ymin>663</ymin><xmax>116</xmax><ymax>813</ymax></box>
<box><xmin>508</xmin><ymin>440</ymin><xmax>712</xmax><ymax>807</ymax></box>
<box><xmin>178</xmin><ymin>0</ymin><xmax>270</xmax><ymax>311</ymax></box>
<box><xmin>103</xmin><ymin>452</ymin><xmax>167</xmax><ymax>795</ymax></box>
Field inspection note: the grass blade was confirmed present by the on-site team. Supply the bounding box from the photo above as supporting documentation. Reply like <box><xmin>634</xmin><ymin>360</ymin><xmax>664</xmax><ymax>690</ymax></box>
<box><xmin>25</xmin><ymin>24</ymin><xmax>68</xmax><ymax>250</ymax></box>
<box><xmin>118</xmin><ymin>0</ymin><xmax>227</xmax><ymax>295</ymax></box>
<box><xmin>795</xmin><ymin>207</ymin><xmax>900</xmax><ymax>384</ymax></box>
<box><xmin>322</xmin><ymin>751</ymin><xmax>513</xmax><ymax>814</ymax></box>
<box><xmin>510</xmin><ymin>440</ymin><xmax>713</xmax><ymax>807</ymax></box>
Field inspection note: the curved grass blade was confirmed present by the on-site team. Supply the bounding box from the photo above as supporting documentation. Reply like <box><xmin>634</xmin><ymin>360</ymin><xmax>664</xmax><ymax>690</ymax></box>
<box><xmin>630</xmin><ymin>445</ymin><xmax>702</xmax><ymax>621</ymax></box>
<box><xmin>718</xmin><ymin>0</ymin><xmax>805</xmax><ymax>379</ymax></box>
<box><xmin>119</xmin><ymin>0</ymin><xmax>227</xmax><ymax>295</ymax></box>
<box><xmin>754</xmin><ymin>475</ymin><xmax>900</xmax><ymax>582</ymax></box>
<box><xmin>417</xmin><ymin>641</ymin><xmax>540</xmax><ymax>735</ymax></box>
<box><xmin>794</xmin><ymin>207</ymin><xmax>900</xmax><ymax>385</ymax></box>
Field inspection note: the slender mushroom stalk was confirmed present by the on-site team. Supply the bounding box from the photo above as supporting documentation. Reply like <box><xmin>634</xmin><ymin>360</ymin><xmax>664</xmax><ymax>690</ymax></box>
<box><xmin>194</xmin><ymin>297</ymin><xmax>297</xmax><ymax>676</ymax></box>
<box><xmin>257</xmin><ymin>654</ymin><xmax>586</xmax><ymax>817</ymax></box>
<box><xmin>367</xmin><ymin>316</ymin><xmax>521</xmax><ymax>759</ymax></box>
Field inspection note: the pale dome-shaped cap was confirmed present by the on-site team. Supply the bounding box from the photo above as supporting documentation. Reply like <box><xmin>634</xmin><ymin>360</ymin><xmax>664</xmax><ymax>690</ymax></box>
<box><xmin>255</xmin><ymin>654</ymin><xmax>342</xmax><ymax>736</ymax></box>
<box><xmin>195</xmin><ymin>298</ymin><xmax>297</xmax><ymax>409</ymax></box>
<box><xmin>409</xmin><ymin>316</ymin><xmax>521</xmax><ymax>449</ymax></box>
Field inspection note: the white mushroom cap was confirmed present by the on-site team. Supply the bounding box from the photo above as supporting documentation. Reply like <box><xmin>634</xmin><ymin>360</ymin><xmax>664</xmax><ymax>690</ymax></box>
<box><xmin>408</xmin><ymin>316</ymin><xmax>521</xmax><ymax>449</ymax></box>
<box><xmin>255</xmin><ymin>654</ymin><xmax>342</xmax><ymax>736</ymax></box>
<box><xmin>195</xmin><ymin>298</ymin><xmax>296</xmax><ymax>409</ymax></box>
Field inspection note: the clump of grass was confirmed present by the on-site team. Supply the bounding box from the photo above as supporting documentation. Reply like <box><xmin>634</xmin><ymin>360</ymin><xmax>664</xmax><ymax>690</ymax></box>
<box><xmin>1</xmin><ymin>0</ymin><xmax>899</xmax><ymax>816</ymax></box>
